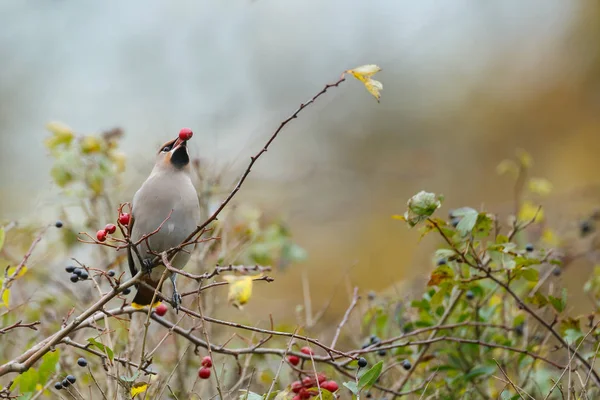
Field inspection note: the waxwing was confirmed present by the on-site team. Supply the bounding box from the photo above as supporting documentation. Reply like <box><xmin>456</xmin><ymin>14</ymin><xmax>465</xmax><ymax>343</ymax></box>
<box><xmin>127</xmin><ymin>129</ymin><xmax>201</xmax><ymax>311</ymax></box>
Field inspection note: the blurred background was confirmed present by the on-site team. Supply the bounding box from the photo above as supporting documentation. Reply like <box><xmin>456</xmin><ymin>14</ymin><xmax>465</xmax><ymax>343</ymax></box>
<box><xmin>1</xmin><ymin>0</ymin><xmax>600</xmax><ymax>320</ymax></box>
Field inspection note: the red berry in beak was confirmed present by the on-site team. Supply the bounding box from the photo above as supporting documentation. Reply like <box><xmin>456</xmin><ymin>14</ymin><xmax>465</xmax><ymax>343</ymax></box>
<box><xmin>179</xmin><ymin>128</ymin><xmax>193</xmax><ymax>141</ymax></box>
<box><xmin>118</xmin><ymin>213</ymin><xmax>130</xmax><ymax>226</ymax></box>
<box><xmin>96</xmin><ymin>230</ymin><xmax>107</xmax><ymax>242</ymax></box>
<box><xmin>155</xmin><ymin>303</ymin><xmax>168</xmax><ymax>317</ymax></box>
<box><xmin>105</xmin><ymin>224</ymin><xmax>117</xmax><ymax>234</ymax></box>
<box><xmin>198</xmin><ymin>367</ymin><xmax>211</xmax><ymax>379</ymax></box>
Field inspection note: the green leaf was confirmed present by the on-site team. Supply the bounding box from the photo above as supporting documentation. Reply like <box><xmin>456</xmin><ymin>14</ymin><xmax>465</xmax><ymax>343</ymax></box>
<box><xmin>238</xmin><ymin>391</ymin><xmax>264</xmax><ymax>400</ymax></box>
<box><xmin>120</xmin><ymin>371</ymin><xmax>140</xmax><ymax>383</ymax></box>
<box><xmin>564</xmin><ymin>329</ymin><xmax>584</xmax><ymax>345</ymax></box>
<box><xmin>404</xmin><ymin>191</ymin><xmax>443</xmax><ymax>227</ymax></box>
<box><xmin>358</xmin><ymin>361</ymin><xmax>383</xmax><ymax>391</ymax></box>
<box><xmin>464</xmin><ymin>365</ymin><xmax>495</xmax><ymax>381</ymax></box>
<box><xmin>526</xmin><ymin>292</ymin><xmax>547</xmax><ymax>308</ymax></box>
<box><xmin>343</xmin><ymin>381</ymin><xmax>358</xmax><ymax>395</ymax></box>
<box><xmin>548</xmin><ymin>295</ymin><xmax>565</xmax><ymax>313</ymax></box>
<box><xmin>0</xmin><ymin>228</ymin><xmax>5</xmax><ymax>252</ymax></box>
<box><xmin>87</xmin><ymin>338</ymin><xmax>114</xmax><ymax>361</ymax></box>
<box><xmin>520</xmin><ymin>268</ymin><xmax>539</xmax><ymax>282</ymax></box>
<box><xmin>452</xmin><ymin>207</ymin><xmax>478</xmax><ymax>236</ymax></box>
<box><xmin>38</xmin><ymin>350</ymin><xmax>60</xmax><ymax>383</ymax></box>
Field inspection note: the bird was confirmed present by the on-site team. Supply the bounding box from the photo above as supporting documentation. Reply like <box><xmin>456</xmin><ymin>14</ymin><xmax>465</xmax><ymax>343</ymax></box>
<box><xmin>126</xmin><ymin>129</ymin><xmax>201</xmax><ymax>312</ymax></box>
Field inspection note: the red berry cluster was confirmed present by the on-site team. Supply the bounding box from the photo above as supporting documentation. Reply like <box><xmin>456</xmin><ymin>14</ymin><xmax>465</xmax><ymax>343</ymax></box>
<box><xmin>290</xmin><ymin>373</ymin><xmax>339</xmax><ymax>399</ymax></box>
<box><xmin>198</xmin><ymin>356</ymin><xmax>212</xmax><ymax>380</ymax></box>
<box><xmin>96</xmin><ymin>213</ymin><xmax>130</xmax><ymax>242</ymax></box>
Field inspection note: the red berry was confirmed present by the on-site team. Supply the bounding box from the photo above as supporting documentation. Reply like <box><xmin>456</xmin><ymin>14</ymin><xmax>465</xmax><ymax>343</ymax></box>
<box><xmin>118</xmin><ymin>213</ymin><xmax>130</xmax><ymax>226</ymax></box>
<box><xmin>104</xmin><ymin>224</ymin><xmax>116</xmax><ymax>234</ymax></box>
<box><xmin>300</xmin><ymin>346</ymin><xmax>314</xmax><ymax>355</ymax></box>
<box><xmin>317</xmin><ymin>373</ymin><xmax>327</xmax><ymax>384</ymax></box>
<box><xmin>201</xmin><ymin>356</ymin><xmax>212</xmax><ymax>368</ymax></box>
<box><xmin>96</xmin><ymin>230</ymin><xmax>107</xmax><ymax>242</ymax></box>
<box><xmin>302</xmin><ymin>376</ymin><xmax>314</xmax><ymax>386</ymax></box>
<box><xmin>198</xmin><ymin>367</ymin><xmax>211</xmax><ymax>379</ymax></box>
<box><xmin>292</xmin><ymin>397</ymin><xmax>301</xmax><ymax>400</ymax></box>
<box><xmin>179</xmin><ymin>128</ymin><xmax>193</xmax><ymax>141</ymax></box>
<box><xmin>291</xmin><ymin>381</ymin><xmax>302</xmax><ymax>393</ymax></box>
<box><xmin>321</xmin><ymin>381</ymin><xmax>339</xmax><ymax>392</ymax></box>
<box><xmin>287</xmin><ymin>355</ymin><xmax>300</xmax><ymax>366</ymax></box>
<box><xmin>298</xmin><ymin>388</ymin><xmax>310</xmax><ymax>399</ymax></box>
<box><xmin>155</xmin><ymin>303</ymin><xmax>168</xmax><ymax>317</ymax></box>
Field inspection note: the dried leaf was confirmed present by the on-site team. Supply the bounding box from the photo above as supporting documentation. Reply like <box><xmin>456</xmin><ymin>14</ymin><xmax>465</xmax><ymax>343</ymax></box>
<box><xmin>222</xmin><ymin>275</ymin><xmax>261</xmax><ymax>309</ymax></box>
<box><xmin>130</xmin><ymin>382</ymin><xmax>148</xmax><ymax>398</ymax></box>
<box><xmin>1</xmin><ymin>289</ymin><xmax>9</xmax><ymax>308</ymax></box>
<box><xmin>346</xmin><ymin>64</ymin><xmax>383</xmax><ymax>102</ymax></box>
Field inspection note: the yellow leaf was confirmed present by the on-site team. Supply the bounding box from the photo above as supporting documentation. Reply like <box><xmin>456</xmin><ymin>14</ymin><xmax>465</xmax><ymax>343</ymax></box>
<box><xmin>109</xmin><ymin>151</ymin><xmax>127</xmax><ymax>173</ymax></box>
<box><xmin>541</xmin><ymin>228</ymin><xmax>560</xmax><ymax>247</ymax></box>
<box><xmin>518</xmin><ymin>201</ymin><xmax>543</xmax><ymax>223</ymax></box>
<box><xmin>80</xmin><ymin>135</ymin><xmax>103</xmax><ymax>154</ymax></box>
<box><xmin>45</xmin><ymin>122</ymin><xmax>75</xmax><ymax>149</ymax></box>
<box><xmin>346</xmin><ymin>64</ymin><xmax>383</xmax><ymax>102</ymax></box>
<box><xmin>130</xmin><ymin>382</ymin><xmax>148</xmax><ymax>398</ymax></box>
<box><xmin>496</xmin><ymin>159</ymin><xmax>519</xmax><ymax>177</ymax></box>
<box><xmin>222</xmin><ymin>275</ymin><xmax>261</xmax><ymax>309</ymax></box>
<box><xmin>489</xmin><ymin>294</ymin><xmax>502</xmax><ymax>306</ymax></box>
<box><xmin>528</xmin><ymin>178</ymin><xmax>553</xmax><ymax>196</ymax></box>
<box><xmin>516</xmin><ymin>148</ymin><xmax>532</xmax><ymax>168</ymax></box>
<box><xmin>1</xmin><ymin>289</ymin><xmax>9</xmax><ymax>308</ymax></box>
<box><xmin>7</xmin><ymin>266</ymin><xmax>27</xmax><ymax>278</ymax></box>
<box><xmin>391</xmin><ymin>214</ymin><xmax>406</xmax><ymax>221</ymax></box>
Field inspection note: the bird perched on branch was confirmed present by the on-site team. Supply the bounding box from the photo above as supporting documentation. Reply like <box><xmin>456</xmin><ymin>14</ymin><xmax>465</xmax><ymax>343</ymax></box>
<box><xmin>127</xmin><ymin>128</ymin><xmax>201</xmax><ymax>312</ymax></box>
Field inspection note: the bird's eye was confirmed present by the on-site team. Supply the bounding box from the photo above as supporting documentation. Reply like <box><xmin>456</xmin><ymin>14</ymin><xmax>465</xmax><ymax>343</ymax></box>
<box><xmin>162</xmin><ymin>145</ymin><xmax>171</xmax><ymax>152</ymax></box>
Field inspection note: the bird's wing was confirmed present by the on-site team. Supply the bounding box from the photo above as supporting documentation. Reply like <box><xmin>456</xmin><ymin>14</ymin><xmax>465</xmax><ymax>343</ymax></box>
<box><xmin>127</xmin><ymin>212</ymin><xmax>138</xmax><ymax>277</ymax></box>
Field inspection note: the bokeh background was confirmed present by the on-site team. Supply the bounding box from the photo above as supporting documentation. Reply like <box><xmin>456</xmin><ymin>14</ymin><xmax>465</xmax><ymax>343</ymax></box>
<box><xmin>1</xmin><ymin>1</ymin><xmax>600</xmax><ymax>319</ymax></box>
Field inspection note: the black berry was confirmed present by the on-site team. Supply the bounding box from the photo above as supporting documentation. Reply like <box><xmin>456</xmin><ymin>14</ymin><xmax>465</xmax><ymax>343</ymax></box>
<box><xmin>437</xmin><ymin>259</ymin><xmax>447</xmax><ymax>266</ymax></box>
<box><xmin>66</xmin><ymin>375</ymin><xmax>76</xmax><ymax>384</ymax></box>
<box><xmin>54</xmin><ymin>382</ymin><xmax>63</xmax><ymax>390</ymax></box>
<box><xmin>553</xmin><ymin>267</ymin><xmax>561</xmax><ymax>276</ymax></box>
<box><xmin>402</xmin><ymin>360</ymin><xmax>411</xmax><ymax>370</ymax></box>
<box><xmin>62</xmin><ymin>379</ymin><xmax>70</xmax><ymax>387</ymax></box>
<box><xmin>357</xmin><ymin>357</ymin><xmax>368</xmax><ymax>368</ymax></box>
<box><xmin>367</xmin><ymin>291</ymin><xmax>376</xmax><ymax>301</ymax></box>
<box><xmin>77</xmin><ymin>357</ymin><xmax>88</xmax><ymax>367</ymax></box>
<box><xmin>65</xmin><ymin>266</ymin><xmax>76</xmax><ymax>273</ymax></box>
<box><xmin>107</xmin><ymin>270</ymin><xmax>116</xmax><ymax>277</ymax></box>
<box><xmin>78</xmin><ymin>270</ymin><xmax>89</xmax><ymax>280</ymax></box>
<box><xmin>525</xmin><ymin>244</ymin><xmax>534</xmax><ymax>252</ymax></box>
<box><xmin>378</xmin><ymin>349</ymin><xmax>387</xmax><ymax>357</ymax></box>
<box><xmin>580</xmin><ymin>220</ymin><xmax>593</xmax><ymax>236</ymax></box>
<box><xmin>123</xmin><ymin>287</ymin><xmax>131</xmax><ymax>295</ymax></box>
<box><xmin>366</xmin><ymin>393</ymin><xmax>372</xmax><ymax>398</ymax></box>
<box><xmin>55</xmin><ymin>220</ymin><xmax>63</xmax><ymax>228</ymax></box>
<box><xmin>70</xmin><ymin>274</ymin><xmax>79</xmax><ymax>283</ymax></box>
<box><xmin>450</xmin><ymin>217</ymin><xmax>460</xmax><ymax>228</ymax></box>
<box><xmin>466</xmin><ymin>290</ymin><xmax>475</xmax><ymax>300</ymax></box>
<box><xmin>73</xmin><ymin>268</ymin><xmax>83</xmax><ymax>276</ymax></box>
<box><xmin>515</xmin><ymin>324</ymin><xmax>524</xmax><ymax>336</ymax></box>
<box><xmin>369</xmin><ymin>334</ymin><xmax>380</xmax><ymax>345</ymax></box>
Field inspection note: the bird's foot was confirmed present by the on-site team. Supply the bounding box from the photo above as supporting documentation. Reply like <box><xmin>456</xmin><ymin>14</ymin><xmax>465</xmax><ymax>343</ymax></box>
<box><xmin>171</xmin><ymin>290</ymin><xmax>182</xmax><ymax>314</ymax></box>
<box><xmin>142</xmin><ymin>259</ymin><xmax>154</xmax><ymax>274</ymax></box>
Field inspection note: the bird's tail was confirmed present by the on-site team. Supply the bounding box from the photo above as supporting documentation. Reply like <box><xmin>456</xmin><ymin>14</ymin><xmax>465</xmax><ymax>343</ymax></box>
<box><xmin>131</xmin><ymin>275</ymin><xmax>163</xmax><ymax>309</ymax></box>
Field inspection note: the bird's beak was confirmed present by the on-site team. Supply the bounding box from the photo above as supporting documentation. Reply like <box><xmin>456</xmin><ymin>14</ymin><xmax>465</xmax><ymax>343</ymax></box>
<box><xmin>169</xmin><ymin>136</ymin><xmax>190</xmax><ymax>169</ymax></box>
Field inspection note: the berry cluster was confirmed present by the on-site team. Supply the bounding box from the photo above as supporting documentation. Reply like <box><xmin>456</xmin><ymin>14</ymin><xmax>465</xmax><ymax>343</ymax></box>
<box><xmin>198</xmin><ymin>356</ymin><xmax>212</xmax><ymax>380</ymax></box>
<box><xmin>290</xmin><ymin>373</ymin><xmax>339</xmax><ymax>399</ymax></box>
<box><xmin>65</xmin><ymin>265</ymin><xmax>88</xmax><ymax>283</ymax></box>
<box><xmin>96</xmin><ymin>223</ymin><xmax>117</xmax><ymax>242</ymax></box>
<box><xmin>54</xmin><ymin>357</ymin><xmax>87</xmax><ymax>391</ymax></box>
